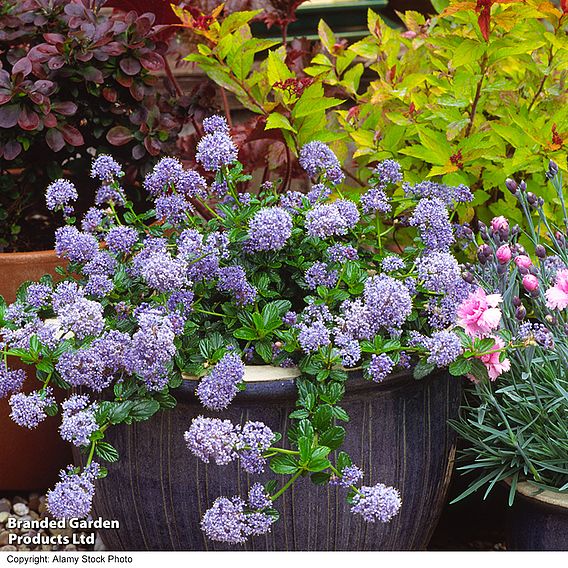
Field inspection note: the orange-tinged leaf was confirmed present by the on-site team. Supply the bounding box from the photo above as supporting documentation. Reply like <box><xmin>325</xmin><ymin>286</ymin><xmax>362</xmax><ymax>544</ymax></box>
<box><xmin>441</xmin><ymin>2</ymin><xmax>477</xmax><ymax>16</ymax></box>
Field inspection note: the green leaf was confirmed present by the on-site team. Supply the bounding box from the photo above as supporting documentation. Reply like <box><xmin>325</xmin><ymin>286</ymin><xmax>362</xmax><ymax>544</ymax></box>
<box><xmin>311</xmin><ymin>471</ymin><xmax>332</xmax><ymax>485</ymax></box>
<box><xmin>298</xmin><ymin>436</ymin><xmax>312</xmax><ymax>463</ymax></box>
<box><xmin>95</xmin><ymin>442</ymin><xmax>119</xmax><ymax>463</ymax></box>
<box><xmin>255</xmin><ymin>340</ymin><xmax>274</xmax><ymax>363</ymax></box>
<box><xmin>336</xmin><ymin>451</ymin><xmax>352</xmax><ymax>472</ymax></box>
<box><xmin>292</xmin><ymin>95</ymin><xmax>344</xmax><ymax>119</ymax></box>
<box><xmin>318</xmin><ymin>19</ymin><xmax>336</xmax><ymax>53</ymax></box>
<box><xmin>265</xmin><ymin>112</ymin><xmax>296</xmax><ymax>133</ymax></box>
<box><xmin>270</xmin><ymin>454</ymin><xmax>299</xmax><ymax>475</ymax></box>
<box><xmin>319</xmin><ymin>426</ymin><xmax>346</xmax><ymax>450</ymax></box>
<box><xmin>219</xmin><ymin>10</ymin><xmax>262</xmax><ymax>36</ymax></box>
<box><xmin>129</xmin><ymin>399</ymin><xmax>160</xmax><ymax>422</ymax></box>
<box><xmin>267</xmin><ymin>50</ymin><xmax>293</xmax><ymax>85</ymax></box>
<box><xmin>312</xmin><ymin>404</ymin><xmax>333</xmax><ymax>431</ymax></box>
<box><xmin>233</xmin><ymin>327</ymin><xmax>259</xmax><ymax>340</ymax></box>
<box><xmin>449</xmin><ymin>358</ymin><xmax>472</xmax><ymax>377</ymax></box>
<box><xmin>307</xmin><ymin>446</ymin><xmax>331</xmax><ymax>472</ymax></box>
<box><xmin>413</xmin><ymin>360</ymin><xmax>436</xmax><ymax>380</ymax></box>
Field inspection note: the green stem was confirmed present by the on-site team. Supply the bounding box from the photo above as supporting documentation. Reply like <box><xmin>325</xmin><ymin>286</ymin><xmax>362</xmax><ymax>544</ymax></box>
<box><xmin>267</xmin><ymin>447</ymin><xmax>299</xmax><ymax>456</ymax></box>
<box><xmin>270</xmin><ymin>469</ymin><xmax>303</xmax><ymax>501</ymax></box>
<box><xmin>86</xmin><ymin>442</ymin><xmax>96</xmax><ymax>467</ymax></box>
<box><xmin>194</xmin><ymin>308</ymin><xmax>225</xmax><ymax>318</ymax></box>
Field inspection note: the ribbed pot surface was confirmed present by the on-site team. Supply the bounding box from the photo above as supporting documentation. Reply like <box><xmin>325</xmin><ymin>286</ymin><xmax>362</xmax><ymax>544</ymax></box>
<box><xmin>91</xmin><ymin>370</ymin><xmax>461</xmax><ymax>551</ymax></box>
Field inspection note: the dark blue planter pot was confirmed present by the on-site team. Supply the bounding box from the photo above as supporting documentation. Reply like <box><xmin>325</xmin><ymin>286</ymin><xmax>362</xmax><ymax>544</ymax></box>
<box><xmin>90</xmin><ymin>369</ymin><xmax>461</xmax><ymax>551</ymax></box>
<box><xmin>507</xmin><ymin>484</ymin><xmax>568</xmax><ymax>551</ymax></box>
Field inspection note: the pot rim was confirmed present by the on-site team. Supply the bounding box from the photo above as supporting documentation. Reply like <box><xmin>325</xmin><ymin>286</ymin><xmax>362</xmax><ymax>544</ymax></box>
<box><xmin>508</xmin><ymin>479</ymin><xmax>568</xmax><ymax>511</ymax></box>
<box><xmin>175</xmin><ymin>366</ymin><xmax>451</xmax><ymax>404</ymax></box>
<box><xmin>0</xmin><ymin>249</ymin><xmax>57</xmax><ymax>261</ymax></box>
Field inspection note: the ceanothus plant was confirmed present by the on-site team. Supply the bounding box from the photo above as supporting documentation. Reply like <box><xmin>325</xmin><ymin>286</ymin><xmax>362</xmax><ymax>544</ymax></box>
<box><xmin>0</xmin><ymin>116</ymin><xmax>511</xmax><ymax>544</ymax></box>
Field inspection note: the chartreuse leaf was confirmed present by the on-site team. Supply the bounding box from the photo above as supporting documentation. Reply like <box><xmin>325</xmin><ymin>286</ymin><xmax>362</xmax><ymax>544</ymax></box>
<box><xmin>219</xmin><ymin>10</ymin><xmax>262</xmax><ymax>36</ymax></box>
<box><xmin>266</xmin><ymin>112</ymin><xmax>296</xmax><ymax>133</ymax></box>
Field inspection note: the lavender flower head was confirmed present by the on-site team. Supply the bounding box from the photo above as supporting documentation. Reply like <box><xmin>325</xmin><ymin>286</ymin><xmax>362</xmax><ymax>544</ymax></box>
<box><xmin>305</xmin><ymin>262</ymin><xmax>338</xmax><ymax>289</ymax></box>
<box><xmin>364</xmin><ymin>274</ymin><xmax>412</xmax><ymax>330</ymax></box>
<box><xmin>203</xmin><ymin>114</ymin><xmax>230</xmax><ymax>134</ymax></box>
<box><xmin>58</xmin><ymin>298</ymin><xmax>105</xmax><ymax>340</ymax></box>
<box><xmin>46</xmin><ymin>179</ymin><xmax>78</xmax><ymax>214</ymax></box>
<box><xmin>106</xmin><ymin>225</ymin><xmax>138</xmax><ymax>255</ymax></box>
<box><xmin>374</xmin><ymin>159</ymin><xmax>403</xmax><ymax>186</ymax></box>
<box><xmin>201</xmin><ymin>497</ymin><xmax>249</xmax><ymax>544</ymax></box>
<box><xmin>331</xmin><ymin>464</ymin><xmax>364</xmax><ymax>487</ymax></box>
<box><xmin>197</xmin><ymin>352</ymin><xmax>245</xmax><ymax>411</ymax></box>
<box><xmin>360</xmin><ymin>186</ymin><xmax>391</xmax><ymax>215</ymax></box>
<box><xmin>410</xmin><ymin>198</ymin><xmax>454</xmax><ymax>252</ymax></box>
<box><xmin>236</xmin><ymin>421</ymin><xmax>274</xmax><ymax>474</ymax></box>
<box><xmin>143</xmin><ymin>157</ymin><xmax>184</xmax><ymax>196</ymax></box>
<box><xmin>351</xmin><ymin>483</ymin><xmax>402</xmax><ymax>523</ymax></box>
<box><xmin>423</xmin><ymin>330</ymin><xmax>463</xmax><ymax>367</ymax></box>
<box><xmin>299</xmin><ymin>141</ymin><xmax>344</xmax><ymax>185</ymax></box>
<box><xmin>26</xmin><ymin>283</ymin><xmax>51</xmax><ymax>309</ymax></box>
<box><xmin>247</xmin><ymin>207</ymin><xmax>293</xmax><ymax>252</ymax></box>
<box><xmin>47</xmin><ymin>463</ymin><xmax>100</xmax><ymax>520</ymax></box>
<box><xmin>196</xmin><ymin>130</ymin><xmax>238</xmax><ymax>172</ymax></box>
<box><xmin>184</xmin><ymin>416</ymin><xmax>239</xmax><ymax>465</ymax></box>
<box><xmin>367</xmin><ymin>353</ymin><xmax>394</xmax><ymax>382</ymax></box>
<box><xmin>138</xmin><ymin>250</ymin><xmax>189</xmax><ymax>293</ymax></box>
<box><xmin>9</xmin><ymin>388</ymin><xmax>55</xmax><ymax>429</ymax></box>
<box><xmin>0</xmin><ymin>366</ymin><xmax>25</xmax><ymax>399</ymax></box>
<box><xmin>327</xmin><ymin>244</ymin><xmax>358</xmax><ymax>263</ymax></box>
<box><xmin>81</xmin><ymin>208</ymin><xmax>104</xmax><ymax>234</ymax></box>
<box><xmin>248</xmin><ymin>483</ymin><xmax>271</xmax><ymax>510</ymax></box>
<box><xmin>305</xmin><ymin>200</ymin><xmax>359</xmax><ymax>239</ymax></box>
<box><xmin>55</xmin><ymin>226</ymin><xmax>99</xmax><ymax>264</ymax></box>
<box><xmin>298</xmin><ymin>320</ymin><xmax>331</xmax><ymax>353</ymax></box>
<box><xmin>217</xmin><ymin>266</ymin><xmax>257</xmax><ymax>306</ymax></box>
<box><xmin>90</xmin><ymin>155</ymin><xmax>124</xmax><ymax>183</ymax></box>
<box><xmin>59</xmin><ymin>395</ymin><xmax>98</xmax><ymax>448</ymax></box>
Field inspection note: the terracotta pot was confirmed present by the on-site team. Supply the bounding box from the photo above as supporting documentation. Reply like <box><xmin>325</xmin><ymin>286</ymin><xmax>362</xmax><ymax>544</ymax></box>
<box><xmin>507</xmin><ymin>481</ymin><xmax>568</xmax><ymax>551</ymax></box>
<box><xmin>88</xmin><ymin>367</ymin><xmax>461</xmax><ymax>550</ymax></box>
<box><xmin>0</xmin><ymin>250</ymin><xmax>72</xmax><ymax>491</ymax></box>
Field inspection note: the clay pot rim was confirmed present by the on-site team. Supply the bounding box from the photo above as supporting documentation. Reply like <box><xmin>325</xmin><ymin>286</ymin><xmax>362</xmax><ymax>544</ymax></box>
<box><xmin>0</xmin><ymin>249</ymin><xmax>57</xmax><ymax>261</ymax></box>
<box><xmin>507</xmin><ymin>479</ymin><xmax>568</xmax><ymax>511</ymax></box>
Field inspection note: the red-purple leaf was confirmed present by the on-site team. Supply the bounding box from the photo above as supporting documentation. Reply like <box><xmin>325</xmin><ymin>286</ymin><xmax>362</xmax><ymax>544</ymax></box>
<box><xmin>83</xmin><ymin>66</ymin><xmax>104</xmax><ymax>83</ymax></box>
<box><xmin>48</xmin><ymin>56</ymin><xmax>65</xmax><ymax>70</ymax></box>
<box><xmin>18</xmin><ymin>106</ymin><xmax>40</xmax><ymax>130</ymax></box>
<box><xmin>61</xmin><ymin>124</ymin><xmax>84</xmax><ymax>146</ymax></box>
<box><xmin>115</xmin><ymin>72</ymin><xmax>133</xmax><ymax>88</ymax></box>
<box><xmin>0</xmin><ymin>104</ymin><xmax>20</xmax><ymax>128</ymax></box>
<box><xmin>0</xmin><ymin>92</ymin><xmax>12</xmax><ymax>105</ymax></box>
<box><xmin>139</xmin><ymin>51</ymin><xmax>164</xmax><ymax>72</ymax></box>
<box><xmin>46</xmin><ymin>128</ymin><xmax>65</xmax><ymax>152</ymax></box>
<box><xmin>12</xmin><ymin>57</ymin><xmax>32</xmax><ymax>77</ymax></box>
<box><xmin>102</xmin><ymin>42</ymin><xmax>126</xmax><ymax>57</ymax></box>
<box><xmin>42</xmin><ymin>33</ymin><xmax>65</xmax><ymax>44</ymax></box>
<box><xmin>102</xmin><ymin>87</ymin><xmax>117</xmax><ymax>102</ymax></box>
<box><xmin>132</xmin><ymin>143</ymin><xmax>146</xmax><ymax>160</ymax></box>
<box><xmin>33</xmin><ymin>80</ymin><xmax>56</xmax><ymax>95</ymax></box>
<box><xmin>119</xmin><ymin>57</ymin><xmax>142</xmax><ymax>76</ymax></box>
<box><xmin>4</xmin><ymin>139</ymin><xmax>22</xmax><ymax>160</ymax></box>
<box><xmin>52</xmin><ymin>101</ymin><xmax>78</xmax><ymax>116</ymax></box>
<box><xmin>129</xmin><ymin>80</ymin><xmax>145</xmax><ymax>102</ymax></box>
<box><xmin>107</xmin><ymin>125</ymin><xmax>135</xmax><ymax>146</ymax></box>
<box><xmin>143</xmin><ymin>136</ymin><xmax>161</xmax><ymax>156</ymax></box>
<box><xmin>43</xmin><ymin>113</ymin><xmax>57</xmax><ymax>128</ymax></box>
